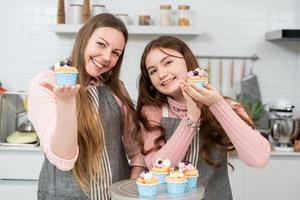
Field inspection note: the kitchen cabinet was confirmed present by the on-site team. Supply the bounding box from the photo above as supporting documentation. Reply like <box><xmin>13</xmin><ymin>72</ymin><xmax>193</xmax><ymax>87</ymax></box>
<box><xmin>0</xmin><ymin>146</ymin><xmax>44</xmax><ymax>200</ymax></box>
<box><xmin>49</xmin><ymin>24</ymin><xmax>202</xmax><ymax>36</ymax></box>
<box><xmin>229</xmin><ymin>151</ymin><xmax>300</xmax><ymax>200</ymax></box>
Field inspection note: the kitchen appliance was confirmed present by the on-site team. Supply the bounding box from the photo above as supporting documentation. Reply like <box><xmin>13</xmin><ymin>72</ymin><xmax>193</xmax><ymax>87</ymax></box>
<box><xmin>269</xmin><ymin>100</ymin><xmax>298</xmax><ymax>151</ymax></box>
<box><xmin>0</xmin><ymin>92</ymin><xmax>38</xmax><ymax>147</ymax></box>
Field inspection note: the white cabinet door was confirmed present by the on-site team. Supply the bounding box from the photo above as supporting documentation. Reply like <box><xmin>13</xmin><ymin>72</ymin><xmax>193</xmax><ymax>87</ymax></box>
<box><xmin>0</xmin><ymin>179</ymin><xmax>38</xmax><ymax>200</ymax></box>
<box><xmin>228</xmin><ymin>157</ymin><xmax>244</xmax><ymax>200</ymax></box>
<box><xmin>244</xmin><ymin>157</ymin><xmax>300</xmax><ymax>200</ymax></box>
<box><xmin>0</xmin><ymin>147</ymin><xmax>43</xmax><ymax>200</ymax></box>
<box><xmin>0</xmin><ymin>149</ymin><xmax>43</xmax><ymax>180</ymax></box>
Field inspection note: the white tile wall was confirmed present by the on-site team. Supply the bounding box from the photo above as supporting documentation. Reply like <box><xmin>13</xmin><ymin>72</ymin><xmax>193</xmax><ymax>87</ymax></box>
<box><xmin>0</xmin><ymin>0</ymin><xmax>299</xmax><ymax>113</ymax></box>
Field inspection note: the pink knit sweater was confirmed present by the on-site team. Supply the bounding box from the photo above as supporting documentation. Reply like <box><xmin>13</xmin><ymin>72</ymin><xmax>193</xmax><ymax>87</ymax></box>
<box><xmin>141</xmin><ymin>97</ymin><xmax>271</xmax><ymax>169</ymax></box>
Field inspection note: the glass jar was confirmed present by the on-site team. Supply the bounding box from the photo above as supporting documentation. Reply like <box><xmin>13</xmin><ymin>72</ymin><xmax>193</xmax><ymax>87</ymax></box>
<box><xmin>160</xmin><ymin>4</ymin><xmax>172</xmax><ymax>26</ymax></box>
<box><xmin>69</xmin><ymin>4</ymin><xmax>82</xmax><ymax>24</ymax></box>
<box><xmin>115</xmin><ymin>14</ymin><xmax>129</xmax><ymax>25</ymax></box>
<box><xmin>92</xmin><ymin>4</ymin><xmax>105</xmax><ymax>17</ymax></box>
<box><xmin>139</xmin><ymin>15</ymin><xmax>151</xmax><ymax>25</ymax></box>
<box><xmin>178</xmin><ymin>5</ymin><xmax>190</xmax><ymax>26</ymax></box>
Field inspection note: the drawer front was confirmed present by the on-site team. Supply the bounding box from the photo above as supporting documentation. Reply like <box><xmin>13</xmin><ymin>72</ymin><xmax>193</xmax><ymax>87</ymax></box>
<box><xmin>0</xmin><ymin>179</ymin><xmax>38</xmax><ymax>200</ymax></box>
<box><xmin>0</xmin><ymin>150</ymin><xmax>44</xmax><ymax>180</ymax></box>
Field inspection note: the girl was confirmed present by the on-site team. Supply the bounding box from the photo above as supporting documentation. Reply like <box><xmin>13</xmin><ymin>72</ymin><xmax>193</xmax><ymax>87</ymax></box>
<box><xmin>28</xmin><ymin>13</ymin><xmax>145</xmax><ymax>200</ymax></box>
<box><xmin>136</xmin><ymin>36</ymin><xmax>270</xmax><ymax>199</ymax></box>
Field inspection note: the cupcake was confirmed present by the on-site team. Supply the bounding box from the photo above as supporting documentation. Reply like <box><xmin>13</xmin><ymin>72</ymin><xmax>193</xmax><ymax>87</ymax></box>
<box><xmin>136</xmin><ymin>170</ymin><xmax>159</xmax><ymax>197</ymax></box>
<box><xmin>178</xmin><ymin>161</ymin><xmax>199</xmax><ymax>189</ymax></box>
<box><xmin>151</xmin><ymin>158</ymin><xmax>172</xmax><ymax>184</ymax></box>
<box><xmin>187</xmin><ymin>68</ymin><xmax>208</xmax><ymax>87</ymax></box>
<box><xmin>54</xmin><ymin>60</ymin><xmax>78</xmax><ymax>86</ymax></box>
<box><xmin>165</xmin><ymin>167</ymin><xmax>187</xmax><ymax>195</ymax></box>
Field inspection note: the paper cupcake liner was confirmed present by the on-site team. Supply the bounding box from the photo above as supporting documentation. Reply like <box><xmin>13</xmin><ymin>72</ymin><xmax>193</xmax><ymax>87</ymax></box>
<box><xmin>189</xmin><ymin>80</ymin><xmax>206</xmax><ymax>87</ymax></box>
<box><xmin>165</xmin><ymin>180</ymin><xmax>187</xmax><ymax>195</ymax></box>
<box><xmin>55</xmin><ymin>72</ymin><xmax>78</xmax><ymax>86</ymax></box>
<box><xmin>152</xmin><ymin>172</ymin><xmax>169</xmax><ymax>184</ymax></box>
<box><xmin>136</xmin><ymin>182</ymin><xmax>159</xmax><ymax>197</ymax></box>
<box><xmin>186</xmin><ymin>175</ymin><xmax>199</xmax><ymax>189</ymax></box>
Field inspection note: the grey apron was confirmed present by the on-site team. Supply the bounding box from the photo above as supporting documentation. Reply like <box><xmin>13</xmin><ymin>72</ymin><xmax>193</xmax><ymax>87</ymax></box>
<box><xmin>161</xmin><ymin>107</ymin><xmax>233</xmax><ymax>200</ymax></box>
<box><xmin>37</xmin><ymin>86</ymin><xmax>130</xmax><ymax>200</ymax></box>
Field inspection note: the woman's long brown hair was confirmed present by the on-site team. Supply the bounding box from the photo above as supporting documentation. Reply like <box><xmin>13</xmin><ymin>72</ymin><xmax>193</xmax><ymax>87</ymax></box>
<box><xmin>136</xmin><ymin>36</ymin><xmax>255</xmax><ymax>168</ymax></box>
<box><xmin>70</xmin><ymin>13</ymin><xmax>139</xmax><ymax>193</ymax></box>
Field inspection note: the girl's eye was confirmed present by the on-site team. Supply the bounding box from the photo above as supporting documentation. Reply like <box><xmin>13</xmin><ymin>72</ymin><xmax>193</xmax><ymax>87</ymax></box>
<box><xmin>97</xmin><ymin>42</ymin><xmax>106</xmax><ymax>48</ymax></box>
<box><xmin>149</xmin><ymin>69</ymin><xmax>157</xmax><ymax>75</ymax></box>
<box><xmin>165</xmin><ymin>60</ymin><xmax>173</xmax><ymax>65</ymax></box>
<box><xmin>112</xmin><ymin>51</ymin><xmax>121</xmax><ymax>58</ymax></box>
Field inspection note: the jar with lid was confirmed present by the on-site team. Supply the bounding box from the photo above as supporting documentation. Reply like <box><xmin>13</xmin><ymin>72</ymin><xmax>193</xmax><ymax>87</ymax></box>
<box><xmin>69</xmin><ymin>4</ymin><xmax>82</xmax><ymax>24</ymax></box>
<box><xmin>177</xmin><ymin>5</ymin><xmax>190</xmax><ymax>26</ymax></box>
<box><xmin>160</xmin><ymin>4</ymin><xmax>172</xmax><ymax>26</ymax></box>
<box><xmin>92</xmin><ymin>4</ymin><xmax>106</xmax><ymax>17</ymax></box>
<box><xmin>115</xmin><ymin>14</ymin><xmax>130</xmax><ymax>25</ymax></box>
<box><xmin>139</xmin><ymin>15</ymin><xmax>151</xmax><ymax>25</ymax></box>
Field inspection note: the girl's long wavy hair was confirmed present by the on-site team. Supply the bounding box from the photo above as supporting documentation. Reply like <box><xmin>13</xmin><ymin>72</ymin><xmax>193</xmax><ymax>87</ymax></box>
<box><xmin>136</xmin><ymin>36</ymin><xmax>255</xmax><ymax>168</ymax></box>
<box><xmin>70</xmin><ymin>13</ymin><xmax>139</xmax><ymax>193</ymax></box>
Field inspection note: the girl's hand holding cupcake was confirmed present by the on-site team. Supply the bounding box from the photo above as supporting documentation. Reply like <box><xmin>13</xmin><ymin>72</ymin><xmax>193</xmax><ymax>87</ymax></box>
<box><xmin>180</xmin><ymin>82</ymin><xmax>201</xmax><ymax>123</ymax></box>
<box><xmin>182</xmin><ymin>81</ymin><xmax>222</xmax><ymax>107</ymax></box>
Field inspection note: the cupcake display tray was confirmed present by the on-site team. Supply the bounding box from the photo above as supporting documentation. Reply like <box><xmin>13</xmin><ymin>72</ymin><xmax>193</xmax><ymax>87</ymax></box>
<box><xmin>109</xmin><ymin>180</ymin><xmax>205</xmax><ymax>200</ymax></box>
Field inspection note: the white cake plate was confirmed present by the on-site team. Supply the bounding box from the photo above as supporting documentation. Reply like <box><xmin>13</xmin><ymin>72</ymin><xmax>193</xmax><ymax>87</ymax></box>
<box><xmin>109</xmin><ymin>179</ymin><xmax>205</xmax><ymax>200</ymax></box>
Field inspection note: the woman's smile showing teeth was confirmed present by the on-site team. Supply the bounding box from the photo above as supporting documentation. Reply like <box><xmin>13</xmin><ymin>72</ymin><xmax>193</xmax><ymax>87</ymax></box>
<box><xmin>91</xmin><ymin>57</ymin><xmax>104</xmax><ymax>68</ymax></box>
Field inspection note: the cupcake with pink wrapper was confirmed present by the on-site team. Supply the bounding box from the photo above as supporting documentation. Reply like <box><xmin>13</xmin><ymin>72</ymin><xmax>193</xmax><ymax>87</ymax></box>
<box><xmin>178</xmin><ymin>161</ymin><xmax>199</xmax><ymax>189</ymax></box>
<box><xmin>54</xmin><ymin>60</ymin><xmax>78</xmax><ymax>86</ymax></box>
<box><xmin>136</xmin><ymin>170</ymin><xmax>159</xmax><ymax>197</ymax></box>
<box><xmin>187</xmin><ymin>68</ymin><xmax>208</xmax><ymax>87</ymax></box>
<box><xmin>151</xmin><ymin>158</ymin><xmax>172</xmax><ymax>184</ymax></box>
<box><xmin>165</xmin><ymin>166</ymin><xmax>187</xmax><ymax>195</ymax></box>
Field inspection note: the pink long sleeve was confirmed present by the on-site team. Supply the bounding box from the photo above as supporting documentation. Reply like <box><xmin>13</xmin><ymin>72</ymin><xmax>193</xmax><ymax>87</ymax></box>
<box><xmin>141</xmin><ymin>106</ymin><xmax>196</xmax><ymax>169</ymax></box>
<box><xmin>28</xmin><ymin>70</ymin><xmax>78</xmax><ymax>171</ymax></box>
<box><xmin>209</xmin><ymin>98</ymin><xmax>271</xmax><ymax>168</ymax></box>
<box><xmin>141</xmin><ymin>98</ymin><xmax>270</xmax><ymax>170</ymax></box>
<box><xmin>29</xmin><ymin>71</ymin><xmax>145</xmax><ymax>171</ymax></box>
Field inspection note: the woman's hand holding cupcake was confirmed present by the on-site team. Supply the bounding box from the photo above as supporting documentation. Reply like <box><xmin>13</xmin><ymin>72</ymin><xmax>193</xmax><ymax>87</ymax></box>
<box><xmin>41</xmin><ymin>60</ymin><xmax>80</xmax><ymax>102</ymax></box>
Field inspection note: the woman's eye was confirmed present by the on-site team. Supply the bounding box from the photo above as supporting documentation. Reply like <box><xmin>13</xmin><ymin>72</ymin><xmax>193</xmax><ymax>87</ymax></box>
<box><xmin>112</xmin><ymin>51</ymin><xmax>121</xmax><ymax>57</ymax></box>
<box><xmin>97</xmin><ymin>42</ymin><xmax>106</xmax><ymax>48</ymax></box>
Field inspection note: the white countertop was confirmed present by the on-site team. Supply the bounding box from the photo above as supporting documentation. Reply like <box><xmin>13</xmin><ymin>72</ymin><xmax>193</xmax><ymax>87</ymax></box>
<box><xmin>0</xmin><ymin>145</ymin><xmax>42</xmax><ymax>152</ymax></box>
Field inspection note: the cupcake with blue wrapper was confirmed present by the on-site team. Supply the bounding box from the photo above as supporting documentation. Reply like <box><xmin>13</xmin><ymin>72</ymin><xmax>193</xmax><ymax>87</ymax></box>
<box><xmin>151</xmin><ymin>158</ymin><xmax>172</xmax><ymax>184</ymax></box>
<box><xmin>136</xmin><ymin>170</ymin><xmax>159</xmax><ymax>197</ymax></box>
<box><xmin>165</xmin><ymin>166</ymin><xmax>187</xmax><ymax>195</ymax></box>
<box><xmin>178</xmin><ymin>161</ymin><xmax>199</xmax><ymax>190</ymax></box>
<box><xmin>187</xmin><ymin>68</ymin><xmax>208</xmax><ymax>87</ymax></box>
<box><xmin>54</xmin><ymin>59</ymin><xmax>78</xmax><ymax>86</ymax></box>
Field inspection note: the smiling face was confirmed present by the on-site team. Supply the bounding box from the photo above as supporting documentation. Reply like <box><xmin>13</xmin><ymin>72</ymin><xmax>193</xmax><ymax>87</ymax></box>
<box><xmin>145</xmin><ymin>47</ymin><xmax>188</xmax><ymax>99</ymax></box>
<box><xmin>84</xmin><ymin>27</ymin><xmax>125</xmax><ymax>78</ymax></box>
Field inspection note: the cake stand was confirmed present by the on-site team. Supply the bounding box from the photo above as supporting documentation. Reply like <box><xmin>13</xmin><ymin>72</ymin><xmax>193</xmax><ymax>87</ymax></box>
<box><xmin>109</xmin><ymin>179</ymin><xmax>205</xmax><ymax>200</ymax></box>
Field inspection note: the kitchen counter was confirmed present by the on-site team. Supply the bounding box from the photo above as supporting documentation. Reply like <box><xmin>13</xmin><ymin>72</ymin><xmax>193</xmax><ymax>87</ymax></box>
<box><xmin>0</xmin><ymin>145</ymin><xmax>41</xmax><ymax>152</ymax></box>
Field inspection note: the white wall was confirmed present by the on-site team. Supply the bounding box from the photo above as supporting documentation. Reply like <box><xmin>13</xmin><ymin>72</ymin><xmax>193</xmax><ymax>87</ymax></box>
<box><xmin>0</xmin><ymin>0</ymin><xmax>300</xmax><ymax>113</ymax></box>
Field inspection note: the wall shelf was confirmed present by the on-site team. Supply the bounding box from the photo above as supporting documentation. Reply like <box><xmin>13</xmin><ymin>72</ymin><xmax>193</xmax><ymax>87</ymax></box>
<box><xmin>49</xmin><ymin>24</ymin><xmax>202</xmax><ymax>36</ymax></box>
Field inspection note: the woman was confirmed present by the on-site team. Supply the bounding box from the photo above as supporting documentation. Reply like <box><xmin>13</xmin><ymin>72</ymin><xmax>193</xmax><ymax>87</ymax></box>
<box><xmin>28</xmin><ymin>13</ymin><xmax>145</xmax><ymax>199</ymax></box>
<box><xmin>136</xmin><ymin>36</ymin><xmax>270</xmax><ymax>199</ymax></box>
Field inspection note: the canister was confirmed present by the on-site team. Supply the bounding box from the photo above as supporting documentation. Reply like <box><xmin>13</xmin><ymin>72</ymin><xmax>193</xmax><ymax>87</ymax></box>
<box><xmin>160</xmin><ymin>4</ymin><xmax>172</xmax><ymax>26</ymax></box>
<box><xmin>115</xmin><ymin>14</ymin><xmax>130</xmax><ymax>25</ymax></box>
<box><xmin>177</xmin><ymin>5</ymin><xmax>190</xmax><ymax>26</ymax></box>
<box><xmin>69</xmin><ymin>3</ymin><xmax>82</xmax><ymax>24</ymax></box>
<box><xmin>92</xmin><ymin>4</ymin><xmax>106</xmax><ymax>17</ymax></box>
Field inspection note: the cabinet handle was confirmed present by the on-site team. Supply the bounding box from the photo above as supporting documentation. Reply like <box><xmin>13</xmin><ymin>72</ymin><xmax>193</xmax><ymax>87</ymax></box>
<box><xmin>0</xmin><ymin>178</ymin><xmax>38</xmax><ymax>182</ymax></box>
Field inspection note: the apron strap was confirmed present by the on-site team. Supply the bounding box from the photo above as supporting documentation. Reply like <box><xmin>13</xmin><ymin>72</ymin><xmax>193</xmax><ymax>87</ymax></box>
<box><xmin>162</xmin><ymin>104</ymin><xmax>169</xmax><ymax>118</ymax></box>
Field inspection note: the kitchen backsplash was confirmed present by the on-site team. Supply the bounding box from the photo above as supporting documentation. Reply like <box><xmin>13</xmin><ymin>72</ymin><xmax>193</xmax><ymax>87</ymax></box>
<box><xmin>0</xmin><ymin>0</ymin><xmax>299</xmax><ymax>112</ymax></box>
